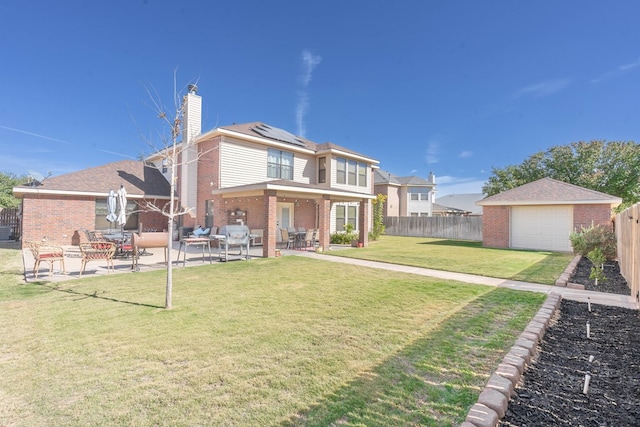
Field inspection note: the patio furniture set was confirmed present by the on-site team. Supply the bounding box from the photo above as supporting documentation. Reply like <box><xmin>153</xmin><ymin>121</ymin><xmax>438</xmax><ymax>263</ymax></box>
<box><xmin>280</xmin><ymin>227</ymin><xmax>318</xmax><ymax>250</ymax></box>
<box><xmin>24</xmin><ymin>225</ymin><xmax>259</xmax><ymax>279</ymax></box>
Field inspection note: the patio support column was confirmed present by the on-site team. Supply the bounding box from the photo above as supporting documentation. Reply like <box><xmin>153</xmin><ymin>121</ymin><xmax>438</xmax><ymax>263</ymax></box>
<box><xmin>263</xmin><ymin>190</ymin><xmax>278</xmax><ymax>258</ymax></box>
<box><xmin>317</xmin><ymin>195</ymin><xmax>331</xmax><ymax>251</ymax></box>
<box><xmin>358</xmin><ymin>198</ymin><xmax>370</xmax><ymax>247</ymax></box>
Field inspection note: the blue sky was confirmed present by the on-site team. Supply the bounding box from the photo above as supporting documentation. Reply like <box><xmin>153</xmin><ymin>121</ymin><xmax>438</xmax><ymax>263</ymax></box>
<box><xmin>1</xmin><ymin>1</ymin><xmax>639</xmax><ymax>197</ymax></box>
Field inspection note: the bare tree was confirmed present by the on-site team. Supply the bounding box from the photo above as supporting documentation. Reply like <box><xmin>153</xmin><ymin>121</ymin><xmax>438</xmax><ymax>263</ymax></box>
<box><xmin>136</xmin><ymin>75</ymin><xmax>199</xmax><ymax>309</ymax></box>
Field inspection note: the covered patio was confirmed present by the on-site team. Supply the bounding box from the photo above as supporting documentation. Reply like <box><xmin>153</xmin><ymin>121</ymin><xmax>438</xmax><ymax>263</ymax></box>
<box><xmin>210</xmin><ymin>180</ymin><xmax>375</xmax><ymax>258</ymax></box>
<box><xmin>19</xmin><ymin>239</ymin><xmax>331</xmax><ymax>283</ymax></box>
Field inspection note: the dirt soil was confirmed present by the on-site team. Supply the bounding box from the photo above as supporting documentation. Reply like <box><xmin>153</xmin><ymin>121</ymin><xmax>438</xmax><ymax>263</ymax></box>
<box><xmin>499</xmin><ymin>260</ymin><xmax>640</xmax><ymax>426</ymax></box>
<box><xmin>568</xmin><ymin>257</ymin><xmax>632</xmax><ymax>295</ymax></box>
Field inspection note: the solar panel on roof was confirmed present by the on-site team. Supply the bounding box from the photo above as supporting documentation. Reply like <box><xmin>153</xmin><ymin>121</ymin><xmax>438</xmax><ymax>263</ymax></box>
<box><xmin>252</xmin><ymin>124</ymin><xmax>306</xmax><ymax>147</ymax></box>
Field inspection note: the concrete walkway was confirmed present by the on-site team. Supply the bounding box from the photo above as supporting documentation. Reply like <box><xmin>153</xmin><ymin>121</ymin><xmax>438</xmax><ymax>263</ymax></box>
<box><xmin>19</xmin><ymin>242</ymin><xmax>638</xmax><ymax>310</ymax></box>
<box><xmin>295</xmin><ymin>251</ymin><xmax>639</xmax><ymax>310</ymax></box>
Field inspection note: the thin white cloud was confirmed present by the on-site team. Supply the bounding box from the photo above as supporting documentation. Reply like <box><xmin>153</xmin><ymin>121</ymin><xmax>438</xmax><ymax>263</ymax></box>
<box><xmin>592</xmin><ymin>57</ymin><xmax>640</xmax><ymax>83</ymax></box>
<box><xmin>299</xmin><ymin>49</ymin><xmax>322</xmax><ymax>87</ymax></box>
<box><xmin>296</xmin><ymin>49</ymin><xmax>322</xmax><ymax>137</ymax></box>
<box><xmin>0</xmin><ymin>124</ymin><xmax>72</xmax><ymax>144</ymax></box>
<box><xmin>434</xmin><ymin>175</ymin><xmax>486</xmax><ymax>196</ymax></box>
<box><xmin>514</xmin><ymin>78</ymin><xmax>570</xmax><ymax>98</ymax></box>
<box><xmin>459</xmin><ymin>150</ymin><xmax>473</xmax><ymax>159</ymax></box>
<box><xmin>97</xmin><ymin>149</ymin><xmax>137</xmax><ymax>159</ymax></box>
<box><xmin>426</xmin><ymin>141</ymin><xmax>439</xmax><ymax>164</ymax></box>
<box><xmin>295</xmin><ymin>91</ymin><xmax>309</xmax><ymax>138</ymax></box>
<box><xmin>618</xmin><ymin>57</ymin><xmax>640</xmax><ymax>71</ymax></box>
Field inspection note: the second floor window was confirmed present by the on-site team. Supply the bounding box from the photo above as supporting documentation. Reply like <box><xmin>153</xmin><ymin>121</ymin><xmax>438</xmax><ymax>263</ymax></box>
<box><xmin>336</xmin><ymin>158</ymin><xmax>346</xmax><ymax>184</ymax></box>
<box><xmin>409</xmin><ymin>187</ymin><xmax>429</xmax><ymax>201</ymax></box>
<box><xmin>358</xmin><ymin>162</ymin><xmax>367</xmax><ymax>187</ymax></box>
<box><xmin>318</xmin><ymin>157</ymin><xmax>326</xmax><ymax>183</ymax></box>
<box><xmin>337</xmin><ymin>157</ymin><xmax>367</xmax><ymax>186</ymax></box>
<box><xmin>268</xmin><ymin>149</ymin><xmax>293</xmax><ymax>180</ymax></box>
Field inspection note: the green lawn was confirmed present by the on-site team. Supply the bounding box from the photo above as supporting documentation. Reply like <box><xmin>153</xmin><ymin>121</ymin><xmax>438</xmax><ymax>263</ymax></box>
<box><xmin>329</xmin><ymin>236</ymin><xmax>573</xmax><ymax>285</ymax></box>
<box><xmin>0</xmin><ymin>243</ymin><xmax>546</xmax><ymax>426</ymax></box>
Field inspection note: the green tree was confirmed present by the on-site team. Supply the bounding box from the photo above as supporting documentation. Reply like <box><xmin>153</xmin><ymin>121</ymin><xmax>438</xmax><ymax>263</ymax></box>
<box><xmin>483</xmin><ymin>140</ymin><xmax>640</xmax><ymax>210</ymax></box>
<box><xmin>0</xmin><ymin>172</ymin><xmax>28</xmax><ymax>208</ymax></box>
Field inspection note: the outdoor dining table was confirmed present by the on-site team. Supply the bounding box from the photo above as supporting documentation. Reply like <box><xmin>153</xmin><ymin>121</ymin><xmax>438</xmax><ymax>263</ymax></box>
<box><xmin>176</xmin><ymin>237</ymin><xmax>212</xmax><ymax>266</ymax></box>
<box><xmin>102</xmin><ymin>232</ymin><xmax>133</xmax><ymax>258</ymax></box>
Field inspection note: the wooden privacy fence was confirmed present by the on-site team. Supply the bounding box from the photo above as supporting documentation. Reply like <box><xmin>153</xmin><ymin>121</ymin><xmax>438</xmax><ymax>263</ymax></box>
<box><xmin>384</xmin><ymin>216</ymin><xmax>482</xmax><ymax>241</ymax></box>
<box><xmin>0</xmin><ymin>207</ymin><xmax>20</xmax><ymax>240</ymax></box>
<box><xmin>615</xmin><ymin>204</ymin><xmax>640</xmax><ymax>305</ymax></box>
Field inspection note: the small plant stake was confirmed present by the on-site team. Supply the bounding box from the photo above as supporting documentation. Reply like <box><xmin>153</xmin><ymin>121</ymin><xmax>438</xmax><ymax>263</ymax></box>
<box><xmin>587</xmin><ymin>297</ymin><xmax>591</xmax><ymax>312</ymax></box>
<box><xmin>583</xmin><ymin>373</ymin><xmax>592</xmax><ymax>394</ymax></box>
<box><xmin>586</xmin><ymin>321</ymin><xmax>591</xmax><ymax>339</ymax></box>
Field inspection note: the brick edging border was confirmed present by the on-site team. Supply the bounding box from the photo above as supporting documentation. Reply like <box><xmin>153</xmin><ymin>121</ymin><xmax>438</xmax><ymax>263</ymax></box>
<box><xmin>461</xmin><ymin>292</ymin><xmax>563</xmax><ymax>427</ymax></box>
<box><xmin>555</xmin><ymin>254</ymin><xmax>585</xmax><ymax>289</ymax></box>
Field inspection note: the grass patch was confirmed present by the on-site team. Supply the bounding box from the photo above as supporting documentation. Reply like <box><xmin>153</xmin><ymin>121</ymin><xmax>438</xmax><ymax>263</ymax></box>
<box><xmin>330</xmin><ymin>236</ymin><xmax>572</xmax><ymax>284</ymax></box>
<box><xmin>0</xmin><ymin>244</ymin><xmax>545</xmax><ymax>426</ymax></box>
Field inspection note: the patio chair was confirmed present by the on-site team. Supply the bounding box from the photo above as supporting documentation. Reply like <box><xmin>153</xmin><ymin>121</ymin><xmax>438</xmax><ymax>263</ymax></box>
<box><xmin>27</xmin><ymin>241</ymin><xmax>66</xmax><ymax>279</ymax></box>
<box><xmin>79</xmin><ymin>241</ymin><xmax>116</xmax><ymax>277</ymax></box>
<box><xmin>280</xmin><ymin>228</ymin><xmax>295</xmax><ymax>249</ymax></box>
<box><xmin>303</xmin><ymin>229</ymin><xmax>317</xmax><ymax>249</ymax></box>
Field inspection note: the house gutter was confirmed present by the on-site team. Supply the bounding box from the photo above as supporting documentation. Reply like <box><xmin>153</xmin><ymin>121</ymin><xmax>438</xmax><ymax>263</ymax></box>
<box><xmin>212</xmin><ymin>183</ymin><xmax>376</xmax><ymax>200</ymax></box>
<box><xmin>13</xmin><ymin>187</ymin><xmax>170</xmax><ymax>200</ymax></box>
<box><xmin>476</xmin><ymin>199</ymin><xmax>622</xmax><ymax>206</ymax></box>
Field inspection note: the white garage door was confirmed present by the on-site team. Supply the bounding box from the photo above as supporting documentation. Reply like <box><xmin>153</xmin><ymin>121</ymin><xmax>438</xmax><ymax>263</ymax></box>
<box><xmin>511</xmin><ymin>206</ymin><xmax>573</xmax><ymax>252</ymax></box>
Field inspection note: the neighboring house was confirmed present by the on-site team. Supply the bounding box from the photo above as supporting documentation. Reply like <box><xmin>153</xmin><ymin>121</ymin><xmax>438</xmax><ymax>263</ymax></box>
<box><xmin>476</xmin><ymin>177</ymin><xmax>622</xmax><ymax>252</ymax></box>
<box><xmin>13</xmin><ymin>160</ymin><xmax>171</xmax><ymax>244</ymax></box>
<box><xmin>435</xmin><ymin>193</ymin><xmax>484</xmax><ymax>216</ymax></box>
<box><xmin>373</xmin><ymin>169</ymin><xmax>436</xmax><ymax>218</ymax></box>
<box><xmin>431</xmin><ymin>203</ymin><xmax>470</xmax><ymax>216</ymax></box>
<box><xmin>145</xmin><ymin>86</ymin><xmax>379</xmax><ymax>258</ymax></box>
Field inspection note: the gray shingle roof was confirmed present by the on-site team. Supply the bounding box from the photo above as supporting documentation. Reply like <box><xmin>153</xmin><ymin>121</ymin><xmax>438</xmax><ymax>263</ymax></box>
<box><xmin>374</xmin><ymin>169</ymin><xmax>434</xmax><ymax>186</ymax></box>
<box><xmin>219</xmin><ymin>122</ymin><xmax>377</xmax><ymax>162</ymax></box>
<box><xmin>476</xmin><ymin>177</ymin><xmax>622</xmax><ymax>206</ymax></box>
<box><xmin>14</xmin><ymin>160</ymin><xmax>171</xmax><ymax>198</ymax></box>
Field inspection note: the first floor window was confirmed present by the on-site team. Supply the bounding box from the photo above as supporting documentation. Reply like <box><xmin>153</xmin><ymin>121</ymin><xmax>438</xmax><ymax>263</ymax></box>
<box><xmin>95</xmin><ymin>199</ymin><xmax>138</xmax><ymax>230</ymax></box>
<box><xmin>336</xmin><ymin>205</ymin><xmax>357</xmax><ymax>231</ymax></box>
<box><xmin>268</xmin><ymin>149</ymin><xmax>294</xmax><ymax>180</ymax></box>
<box><xmin>205</xmin><ymin>200</ymin><xmax>214</xmax><ymax>229</ymax></box>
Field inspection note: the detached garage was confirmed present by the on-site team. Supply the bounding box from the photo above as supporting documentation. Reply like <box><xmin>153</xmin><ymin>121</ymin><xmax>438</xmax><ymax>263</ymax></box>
<box><xmin>477</xmin><ymin>178</ymin><xmax>621</xmax><ymax>252</ymax></box>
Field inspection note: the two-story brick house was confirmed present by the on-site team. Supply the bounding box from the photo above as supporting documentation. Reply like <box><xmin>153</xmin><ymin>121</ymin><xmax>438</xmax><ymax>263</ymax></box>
<box><xmin>144</xmin><ymin>86</ymin><xmax>380</xmax><ymax>257</ymax></box>
<box><xmin>13</xmin><ymin>86</ymin><xmax>379</xmax><ymax>257</ymax></box>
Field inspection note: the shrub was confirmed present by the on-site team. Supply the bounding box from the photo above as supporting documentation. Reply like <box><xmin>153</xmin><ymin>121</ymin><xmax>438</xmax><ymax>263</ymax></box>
<box><xmin>569</xmin><ymin>223</ymin><xmax>616</xmax><ymax>260</ymax></box>
<box><xmin>587</xmin><ymin>247</ymin><xmax>606</xmax><ymax>284</ymax></box>
<box><xmin>330</xmin><ymin>223</ymin><xmax>358</xmax><ymax>245</ymax></box>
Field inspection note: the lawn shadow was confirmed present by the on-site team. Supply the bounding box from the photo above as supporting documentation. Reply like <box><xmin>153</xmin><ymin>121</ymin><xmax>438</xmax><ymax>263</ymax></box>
<box><xmin>417</xmin><ymin>239</ymin><xmax>482</xmax><ymax>248</ymax></box>
<box><xmin>39</xmin><ymin>282</ymin><xmax>164</xmax><ymax>309</ymax></box>
<box><xmin>278</xmin><ymin>291</ymin><xmax>517</xmax><ymax>426</ymax></box>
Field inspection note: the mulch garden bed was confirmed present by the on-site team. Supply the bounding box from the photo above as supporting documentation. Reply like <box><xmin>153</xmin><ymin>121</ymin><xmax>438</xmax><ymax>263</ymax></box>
<box><xmin>499</xmin><ymin>259</ymin><xmax>639</xmax><ymax>426</ymax></box>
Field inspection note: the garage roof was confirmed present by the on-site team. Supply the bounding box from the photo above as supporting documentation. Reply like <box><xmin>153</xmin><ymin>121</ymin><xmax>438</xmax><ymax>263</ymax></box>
<box><xmin>476</xmin><ymin>177</ymin><xmax>622</xmax><ymax>206</ymax></box>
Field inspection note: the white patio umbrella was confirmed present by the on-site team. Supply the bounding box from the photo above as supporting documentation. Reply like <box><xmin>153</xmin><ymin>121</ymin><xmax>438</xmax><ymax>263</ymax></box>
<box><xmin>106</xmin><ymin>189</ymin><xmax>117</xmax><ymax>226</ymax></box>
<box><xmin>116</xmin><ymin>185</ymin><xmax>128</xmax><ymax>229</ymax></box>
